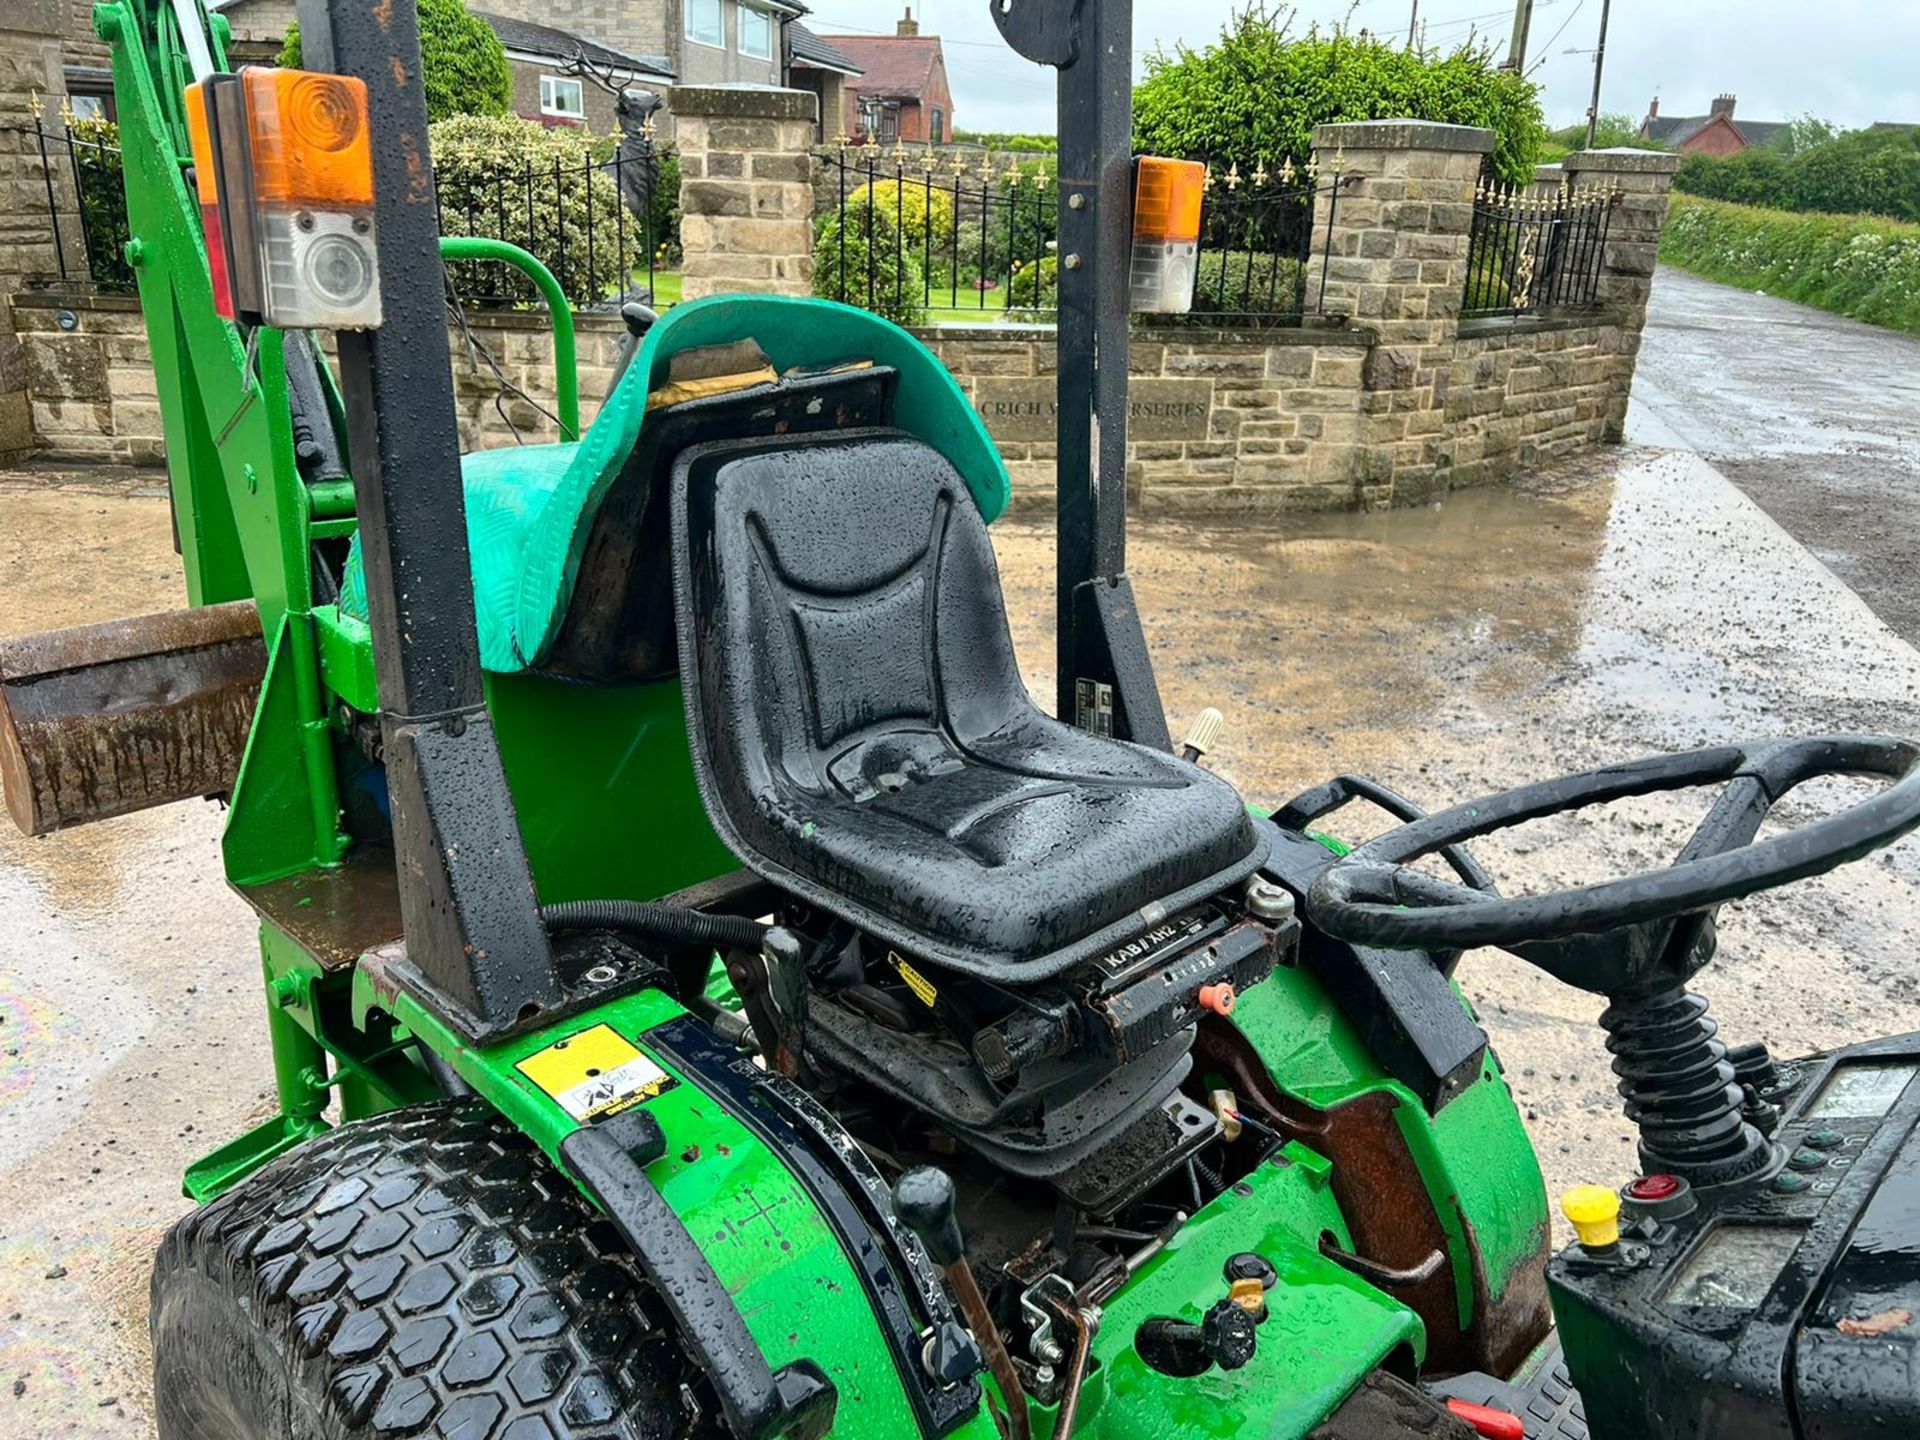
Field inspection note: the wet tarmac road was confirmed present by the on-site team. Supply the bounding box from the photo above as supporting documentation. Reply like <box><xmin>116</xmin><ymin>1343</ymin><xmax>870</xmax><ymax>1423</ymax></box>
<box><xmin>1635</xmin><ymin>265</ymin><xmax>1920</xmax><ymax>645</ymax></box>
<box><xmin>4</xmin><ymin>442</ymin><xmax>1920</xmax><ymax>1434</ymax></box>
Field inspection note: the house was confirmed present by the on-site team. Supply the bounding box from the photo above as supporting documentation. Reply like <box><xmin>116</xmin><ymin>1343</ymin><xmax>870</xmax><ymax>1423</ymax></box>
<box><xmin>1640</xmin><ymin>95</ymin><xmax>1787</xmax><ymax>156</ymax></box>
<box><xmin>472</xmin><ymin>12</ymin><xmax>673</xmax><ymax>132</ymax></box>
<box><xmin>209</xmin><ymin>1</ymin><xmax>813</xmax><ymax>136</ymax></box>
<box><xmin>820</xmin><ymin>6</ymin><xmax>954</xmax><ymax>145</ymax></box>
<box><xmin>787</xmin><ymin>24</ymin><xmax>863</xmax><ymax>141</ymax></box>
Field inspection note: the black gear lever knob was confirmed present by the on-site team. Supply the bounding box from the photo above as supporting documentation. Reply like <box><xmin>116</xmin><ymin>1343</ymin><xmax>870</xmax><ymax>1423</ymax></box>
<box><xmin>893</xmin><ymin>1166</ymin><xmax>965</xmax><ymax>1268</ymax></box>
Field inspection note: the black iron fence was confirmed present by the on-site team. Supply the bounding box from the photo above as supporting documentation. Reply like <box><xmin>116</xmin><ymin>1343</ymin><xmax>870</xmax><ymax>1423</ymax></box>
<box><xmin>13</xmin><ymin>115</ymin><xmax>676</xmax><ymax>311</ymax></box>
<box><xmin>8</xmin><ymin>116</ymin><xmax>135</xmax><ymax>293</ymax></box>
<box><xmin>814</xmin><ymin>147</ymin><xmax>1336</xmax><ymax>325</ymax></box>
<box><xmin>1462</xmin><ymin>181</ymin><xmax>1618</xmax><ymax>320</ymax></box>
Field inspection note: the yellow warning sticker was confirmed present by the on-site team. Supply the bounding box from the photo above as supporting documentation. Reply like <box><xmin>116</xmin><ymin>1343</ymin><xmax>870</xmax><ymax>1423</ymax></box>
<box><xmin>515</xmin><ymin>1024</ymin><xmax>677</xmax><ymax>1122</ymax></box>
<box><xmin>889</xmin><ymin>951</ymin><xmax>939</xmax><ymax>1007</ymax></box>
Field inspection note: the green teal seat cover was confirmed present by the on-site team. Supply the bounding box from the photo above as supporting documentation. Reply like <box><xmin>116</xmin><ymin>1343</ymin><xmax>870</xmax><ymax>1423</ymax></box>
<box><xmin>339</xmin><ymin>295</ymin><xmax>1010</xmax><ymax>674</ymax></box>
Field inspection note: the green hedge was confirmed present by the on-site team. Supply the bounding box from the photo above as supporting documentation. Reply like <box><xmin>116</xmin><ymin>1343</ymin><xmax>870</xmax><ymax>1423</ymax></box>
<box><xmin>1133</xmin><ymin>6</ymin><xmax>1545</xmax><ymax>187</ymax></box>
<box><xmin>1660</xmin><ymin>196</ymin><xmax>1920</xmax><ymax>336</ymax></box>
<box><xmin>282</xmin><ymin>0</ymin><xmax>511</xmax><ymax>122</ymax></box>
<box><xmin>1673</xmin><ymin>127</ymin><xmax>1920</xmax><ymax>223</ymax></box>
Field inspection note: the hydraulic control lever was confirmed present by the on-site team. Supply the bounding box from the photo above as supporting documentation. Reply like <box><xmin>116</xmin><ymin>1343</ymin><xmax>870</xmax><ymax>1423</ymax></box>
<box><xmin>894</xmin><ymin>1167</ymin><xmax>1030</xmax><ymax>1440</ymax></box>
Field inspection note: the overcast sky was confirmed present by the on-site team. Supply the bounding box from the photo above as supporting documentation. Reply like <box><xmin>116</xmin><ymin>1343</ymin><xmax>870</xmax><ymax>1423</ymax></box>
<box><xmin>803</xmin><ymin>1</ymin><xmax>1920</xmax><ymax>137</ymax></box>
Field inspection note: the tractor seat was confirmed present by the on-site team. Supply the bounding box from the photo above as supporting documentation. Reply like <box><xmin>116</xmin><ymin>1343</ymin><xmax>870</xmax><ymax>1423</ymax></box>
<box><xmin>671</xmin><ymin>430</ymin><xmax>1266</xmax><ymax>983</ymax></box>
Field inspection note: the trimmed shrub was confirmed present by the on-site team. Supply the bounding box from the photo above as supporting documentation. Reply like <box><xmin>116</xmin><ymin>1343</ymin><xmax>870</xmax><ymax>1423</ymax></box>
<box><xmin>1192</xmin><ymin>250</ymin><xmax>1306</xmax><ymax>316</ymax></box>
<box><xmin>1660</xmin><ymin>196</ymin><xmax>1920</xmax><ymax>337</ymax></box>
<box><xmin>1008</xmin><ymin>255</ymin><xmax>1058</xmax><ymax>312</ymax></box>
<box><xmin>1674</xmin><ymin>127</ymin><xmax>1920</xmax><ymax>223</ymax></box>
<box><xmin>431</xmin><ymin>115</ymin><xmax>626</xmax><ymax>307</ymax></box>
<box><xmin>282</xmin><ymin>0</ymin><xmax>511</xmax><ymax>122</ymax></box>
<box><xmin>1133</xmin><ymin>5</ymin><xmax>1546</xmax><ymax>187</ymax></box>
<box><xmin>814</xmin><ymin>204</ymin><xmax>927</xmax><ymax>327</ymax></box>
<box><xmin>848</xmin><ymin>178</ymin><xmax>958</xmax><ymax>250</ymax></box>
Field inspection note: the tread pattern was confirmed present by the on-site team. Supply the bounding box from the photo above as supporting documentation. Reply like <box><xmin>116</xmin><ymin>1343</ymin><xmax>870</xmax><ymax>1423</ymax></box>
<box><xmin>151</xmin><ymin>1100</ymin><xmax>720</xmax><ymax>1439</ymax></box>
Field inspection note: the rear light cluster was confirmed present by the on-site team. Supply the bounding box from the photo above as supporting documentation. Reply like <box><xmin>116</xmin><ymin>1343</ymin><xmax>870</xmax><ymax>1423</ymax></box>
<box><xmin>183</xmin><ymin>68</ymin><xmax>382</xmax><ymax>331</ymax></box>
<box><xmin>1129</xmin><ymin>156</ymin><xmax>1206</xmax><ymax>315</ymax></box>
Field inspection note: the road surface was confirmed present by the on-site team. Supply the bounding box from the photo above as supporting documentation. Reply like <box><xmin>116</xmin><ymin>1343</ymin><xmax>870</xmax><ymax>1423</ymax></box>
<box><xmin>1632</xmin><ymin>264</ymin><xmax>1920</xmax><ymax>644</ymax></box>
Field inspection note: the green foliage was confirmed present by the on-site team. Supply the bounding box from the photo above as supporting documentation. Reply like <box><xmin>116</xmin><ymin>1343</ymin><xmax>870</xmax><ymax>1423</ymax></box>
<box><xmin>813</xmin><ymin>203</ymin><xmax>927</xmax><ymax>326</ymax></box>
<box><xmin>1674</xmin><ymin>126</ymin><xmax>1920</xmax><ymax>222</ymax></box>
<box><xmin>850</xmin><ymin>178</ymin><xmax>957</xmax><ymax>249</ymax></box>
<box><xmin>431</xmin><ymin>115</ymin><xmax>626</xmax><ymax>306</ymax></box>
<box><xmin>282</xmin><ymin>0</ymin><xmax>511</xmax><ymax>122</ymax></box>
<box><xmin>1192</xmin><ymin>249</ymin><xmax>1305</xmax><ymax>315</ymax></box>
<box><xmin>1660</xmin><ymin>196</ymin><xmax>1920</xmax><ymax>337</ymax></box>
<box><xmin>1132</xmin><ymin>4</ymin><xmax>1546</xmax><ymax>187</ymax></box>
<box><xmin>70</xmin><ymin>117</ymin><xmax>134</xmax><ymax>293</ymax></box>
<box><xmin>1769</xmin><ymin>114</ymin><xmax>1840</xmax><ymax>158</ymax></box>
<box><xmin>1545</xmin><ymin>112</ymin><xmax>1661</xmax><ymax>154</ymax></box>
<box><xmin>1008</xmin><ymin>255</ymin><xmax>1057</xmax><ymax>312</ymax></box>
<box><xmin>964</xmin><ymin>157</ymin><xmax>1060</xmax><ymax>284</ymax></box>
<box><xmin>951</xmin><ymin>130</ymin><xmax>1058</xmax><ymax>153</ymax></box>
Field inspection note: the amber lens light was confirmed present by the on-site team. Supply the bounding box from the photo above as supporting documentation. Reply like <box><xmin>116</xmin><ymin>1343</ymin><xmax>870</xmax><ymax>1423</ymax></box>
<box><xmin>241</xmin><ymin>67</ymin><xmax>374</xmax><ymax>208</ymax></box>
<box><xmin>1133</xmin><ymin>157</ymin><xmax>1206</xmax><ymax>244</ymax></box>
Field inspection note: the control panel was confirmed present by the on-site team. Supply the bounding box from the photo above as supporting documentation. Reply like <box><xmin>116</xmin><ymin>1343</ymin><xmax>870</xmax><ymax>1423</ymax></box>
<box><xmin>1546</xmin><ymin>1034</ymin><xmax>1920</xmax><ymax>1440</ymax></box>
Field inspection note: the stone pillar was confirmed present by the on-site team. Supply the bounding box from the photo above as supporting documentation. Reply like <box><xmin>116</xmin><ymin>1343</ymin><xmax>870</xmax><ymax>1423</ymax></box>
<box><xmin>0</xmin><ymin>0</ymin><xmax>72</xmax><ymax>461</ymax></box>
<box><xmin>1306</xmin><ymin>119</ymin><xmax>1493</xmax><ymax>505</ymax></box>
<box><xmin>674</xmin><ymin>85</ymin><xmax>817</xmax><ymax>302</ymax></box>
<box><xmin>1561</xmin><ymin>147</ymin><xmax>1681</xmax><ymax>441</ymax></box>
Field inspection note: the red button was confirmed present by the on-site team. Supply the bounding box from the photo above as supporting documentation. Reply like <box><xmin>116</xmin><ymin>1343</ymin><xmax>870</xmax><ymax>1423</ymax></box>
<box><xmin>1626</xmin><ymin>1173</ymin><xmax>1681</xmax><ymax>1201</ymax></box>
<box><xmin>1446</xmin><ymin>1399</ymin><xmax>1526</xmax><ymax>1440</ymax></box>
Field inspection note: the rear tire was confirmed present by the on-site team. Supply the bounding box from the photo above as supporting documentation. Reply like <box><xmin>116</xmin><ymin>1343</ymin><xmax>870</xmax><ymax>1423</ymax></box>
<box><xmin>150</xmin><ymin>1099</ymin><xmax>721</xmax><ymax>1439</ymax></box>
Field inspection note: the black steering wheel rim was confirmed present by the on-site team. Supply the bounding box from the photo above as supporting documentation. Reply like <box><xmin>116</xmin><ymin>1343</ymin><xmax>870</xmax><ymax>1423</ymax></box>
<box><xmin>1307</xmin><ymin>734</ymin><xmax>1920</xmax><ymax>953</ymax></box>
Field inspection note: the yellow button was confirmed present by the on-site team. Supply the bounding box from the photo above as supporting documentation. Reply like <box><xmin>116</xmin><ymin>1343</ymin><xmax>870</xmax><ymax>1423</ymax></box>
<box><xmin>1562</xmin><ymin>1185</ymin><xmax>1621</xmax><ymax>1249</ymax></box>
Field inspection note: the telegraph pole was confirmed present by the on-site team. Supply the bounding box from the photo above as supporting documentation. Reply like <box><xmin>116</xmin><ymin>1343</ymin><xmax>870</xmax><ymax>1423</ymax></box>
<box><xmin>1504</xmin><ymin>0</ymin><xmax>1534</xmax><ymax>71</ymax></box>
<box><xmin>1408</xmin><ymin>0</ymin><xmax>1418</xmax><ymax>49</ymax></box>
<box><xmin>1584</xmin><ymin>0</ymin><xmax>1612</xmax><ymax>150</ymax></box>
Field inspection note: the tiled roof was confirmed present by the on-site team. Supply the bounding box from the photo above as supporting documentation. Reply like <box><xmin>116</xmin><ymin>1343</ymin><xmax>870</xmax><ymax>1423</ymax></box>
<box><xmin>819</xmin><ymin>33</ymin><xmax>941</xmax><ymax>100</ymax></box>
<box><xmin>790</xmin><ymin>23</ymin><xmax>862</xmax><ymax>74</ymax></box>
<box><xmin>1643</xmin><ymin>112</ymin><xmax>1787</xmax><ymax>150</ymax></box>
<box><xmin>472</xmin><ymin>10</ymin><xmax>673</xmax><ymax>81</ymax></box>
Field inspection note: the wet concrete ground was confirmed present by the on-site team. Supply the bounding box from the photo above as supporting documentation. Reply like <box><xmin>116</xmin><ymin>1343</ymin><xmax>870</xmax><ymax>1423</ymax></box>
<box><xmin>4</xmin><ymin>440</ymin><xmax>1920</xmax><ymax>1434</ymax></box>
<box><xmin>1636</xmin><ymin>265</ymin><xmax>1920</xmax><ymax>645</ymax></box>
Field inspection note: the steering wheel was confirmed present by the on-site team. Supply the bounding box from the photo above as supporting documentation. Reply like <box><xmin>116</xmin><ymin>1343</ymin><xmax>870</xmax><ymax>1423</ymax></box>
<box><xmin>1306</xmin><ymin>735</ymin><xmax>1920</xmax><ymax>995</ymax></box>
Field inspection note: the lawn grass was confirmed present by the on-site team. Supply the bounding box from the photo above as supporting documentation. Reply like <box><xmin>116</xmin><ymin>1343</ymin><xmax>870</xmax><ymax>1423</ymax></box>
<box><xmin>1660</xmin><ymin>196</ymin><xmax>1920</xmax><ymax>337</ymax></box>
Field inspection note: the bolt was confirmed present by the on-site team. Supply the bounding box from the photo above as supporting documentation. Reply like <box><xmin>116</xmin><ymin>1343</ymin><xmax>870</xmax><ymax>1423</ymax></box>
<box><xmin>123</xmin><ymin>238</ymin><xmax>145</xmax><ymax>268</ymax></box>
<box><xmin>270</xmin><ymin>974</ymin><xmax>302</xmax><ymax>1009</ymax></box>
<box><xmin>1244</xmin><ymin>875</ymin><xmax>1296</xmax><ymax>922</ymax></box>
<box><xmin>1063</xmin><ymin>254</ymin><xmax>1082</xmax><ymax>270</ymax></box>
<box><xmin>583</xmin><ymin>964</ymin><xmax>618</xmax><ymax>985</ymax></box>
<box><xmin>1068</xmin><ymin>193</ymin><xmax>1087</xmax><ymax>210</ymax></box>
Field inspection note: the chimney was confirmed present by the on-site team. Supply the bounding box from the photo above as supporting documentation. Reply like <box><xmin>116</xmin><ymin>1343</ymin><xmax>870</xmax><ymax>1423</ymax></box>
<box><xmin>1710</xmin><ymin>94</ymin><xmax>1736</xmax><ymax>118</ymax></box>
<box><xmin>1647</xmin><ymin>96</ymin><xmax>1659</xmax><ymax>119</ymax></box>
<box><xmin>897</xmin><ymin>5</ymin><xmax>919</xmax><ymax>36</ymax></box>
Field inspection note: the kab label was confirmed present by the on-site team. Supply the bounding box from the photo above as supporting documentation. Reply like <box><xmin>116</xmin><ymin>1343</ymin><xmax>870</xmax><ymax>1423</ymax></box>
<box><xmin>972</xmin><ymin>377</ymin><xmax>1214</xmax><ymax>441</ymax></box>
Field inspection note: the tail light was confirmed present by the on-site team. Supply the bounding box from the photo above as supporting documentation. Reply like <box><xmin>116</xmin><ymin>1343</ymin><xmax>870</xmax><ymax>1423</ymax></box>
<box><xmin>1129</xmin><ymin>157</ymin><xmax>1206</xmax><ymax>314</ymax></box>
<box><xmin>182</xmin><ymin>82</ymin><xmax>235</xmax><ymax>320</ymax></box>
<box><xmin>182</xmin><ymin>67</ymin><xmax>382</xmax><ymax>332</ymax></box>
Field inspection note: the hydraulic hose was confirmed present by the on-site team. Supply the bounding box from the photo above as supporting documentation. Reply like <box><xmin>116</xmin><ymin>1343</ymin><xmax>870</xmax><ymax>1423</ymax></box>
<box><xmin>540</xmin><ymin>900</ymin><xmax>769</xmax><ymax>952</ymax></box>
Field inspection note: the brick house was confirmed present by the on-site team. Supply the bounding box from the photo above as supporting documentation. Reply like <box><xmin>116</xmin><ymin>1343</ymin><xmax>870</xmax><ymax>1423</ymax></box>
<box><xmin>1640</xmin><ymin>95</ymin><xmax>1787</xmax><ymax>157</ymax></box>
<box><xmin>820</xmin><ymin>6</ymin><xmax>954</xmax><ymax>145</ymax></box>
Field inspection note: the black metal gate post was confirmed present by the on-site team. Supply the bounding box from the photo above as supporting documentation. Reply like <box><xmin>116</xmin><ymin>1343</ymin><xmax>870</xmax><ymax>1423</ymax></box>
<box><xmin>295</xmin><ymin>0</ymin><xmax>560</xmax><ymax>1040</ymax></box>
<box><xmin>992</xmin><ymin>0</ymin><xmax>1170</xmax><ymax>749</ymax></box>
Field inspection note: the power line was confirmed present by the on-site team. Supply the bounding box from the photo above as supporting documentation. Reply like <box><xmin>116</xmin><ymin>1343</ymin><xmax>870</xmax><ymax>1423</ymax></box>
<box><xmin>1526</xmin><ymin>0</ymin><xmax>1587</xmax><ymax>74</ymax></box>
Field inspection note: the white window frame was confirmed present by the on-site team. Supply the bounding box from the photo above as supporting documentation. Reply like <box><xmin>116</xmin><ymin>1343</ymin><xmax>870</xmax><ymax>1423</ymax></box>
<box><xmin>737</xmin><ymin>3</ymin><xmax>774</xmax><ymax>59</ymax></box>
<box><xmin>687</xmin><ymin>0</ymin><xmax>726</xmax><ymax>50</ymax></box>
<box><xmin>540</xmin><ymin>74</ymin><xmax>586</xmax><ymax>120</ymax></box>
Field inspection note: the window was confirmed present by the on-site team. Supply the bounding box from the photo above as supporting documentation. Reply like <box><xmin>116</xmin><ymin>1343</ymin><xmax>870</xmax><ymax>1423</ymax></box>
<box><xmin>930</xmin><ymin>107</ymin><xmax>944</xmax><ymax>144</ymax></box>
<box><xmin>540</xmin><ymin>75</ymin><xmax>585</xmax><ymax>120</ymax></box>
<box><xmin>687</xmin><ymin>0</ymin><xmax>724</xmax><ymax>49</ymax></box>
<box><xmin>738</xmin><ymin>4</ymin><xmax>773</xmax><ymax>60</ymax></box>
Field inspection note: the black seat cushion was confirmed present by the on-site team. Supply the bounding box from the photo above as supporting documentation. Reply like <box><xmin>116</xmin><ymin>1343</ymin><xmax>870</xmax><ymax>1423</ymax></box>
<box><xmin>670</xmin><ymin>429</ymin><xmax>1265</xmax><ymax>983</ymax></box>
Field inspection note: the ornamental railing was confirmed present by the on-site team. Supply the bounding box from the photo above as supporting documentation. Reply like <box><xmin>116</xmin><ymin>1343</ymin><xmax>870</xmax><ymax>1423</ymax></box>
<box><xmin>1462</xmin><ymin>180</ymin><xmax>1619</xmax><ymax>320</ymax></box>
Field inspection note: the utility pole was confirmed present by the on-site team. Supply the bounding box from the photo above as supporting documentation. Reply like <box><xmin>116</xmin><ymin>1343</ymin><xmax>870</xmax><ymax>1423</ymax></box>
<box><xmin>1408</xmin><ymin>0</ymin><xmax>1418</xmax><ymax>49</ymax></box>
<box><xmin>1584</xmin><ymin>0</ymin><xmax>1612</xmax><ymax>150</ymax></box>
<box><xmin>1504</xmin><ymin>0</ymin><xmax>1534</xmax><ymax>71</ymax></box>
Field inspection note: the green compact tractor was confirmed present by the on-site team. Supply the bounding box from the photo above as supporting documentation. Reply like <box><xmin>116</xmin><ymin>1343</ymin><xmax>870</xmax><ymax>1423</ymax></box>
<box><xmin>9</xmin><ymin>1</ymin><xmax>1920</xmax><ymax>1436</ymax></box>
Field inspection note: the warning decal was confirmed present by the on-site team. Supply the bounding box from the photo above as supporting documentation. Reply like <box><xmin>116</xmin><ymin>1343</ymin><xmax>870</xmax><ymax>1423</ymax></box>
<box><xmin>515</xmin><ymin>1023</ymin><xmax>678</xmax><ymax>1122</ymax></box>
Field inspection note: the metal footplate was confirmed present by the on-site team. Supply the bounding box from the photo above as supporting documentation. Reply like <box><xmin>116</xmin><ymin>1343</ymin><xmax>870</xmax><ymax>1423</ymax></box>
<box><xmin>1427</xmin><ymin>1334</ymin><xmax>1589</xmax><ymax>1440</ymax></box>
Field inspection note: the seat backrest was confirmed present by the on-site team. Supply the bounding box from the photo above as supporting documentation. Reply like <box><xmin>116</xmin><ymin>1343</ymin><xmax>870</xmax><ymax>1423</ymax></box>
<box><xmin>674</xmin><ymin>428</ymin><xmax>1029</xmax><ymax>804</ymax></box>
<box><xmin>541</xmin><ymin>367</ymin><xmax>898</xmax><ymax>682</ymax></box>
